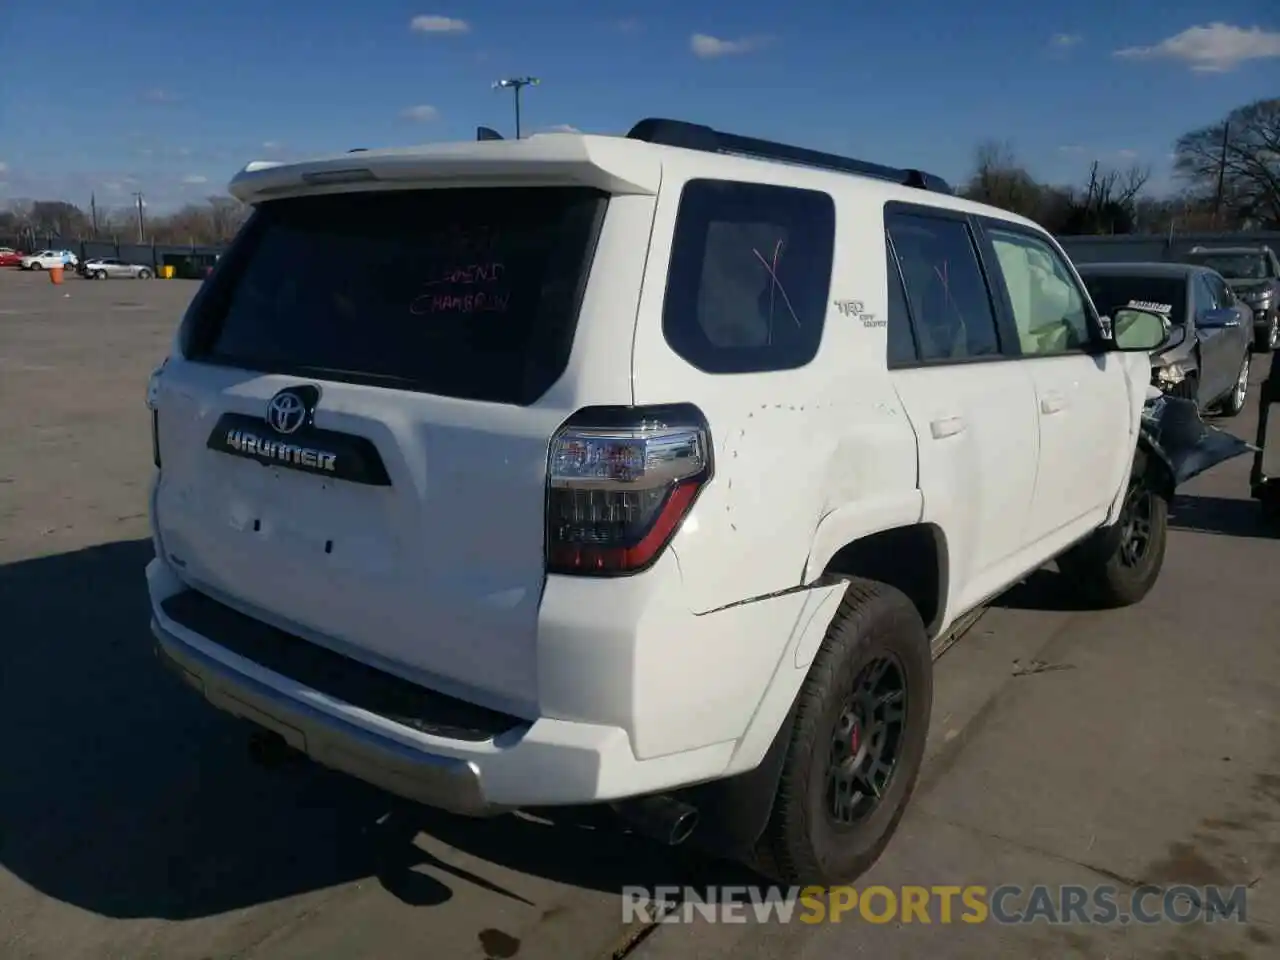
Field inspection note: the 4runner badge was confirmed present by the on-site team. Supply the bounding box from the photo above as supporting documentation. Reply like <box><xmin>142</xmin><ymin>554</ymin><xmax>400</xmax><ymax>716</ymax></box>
<box><xmin>835</xmin><ymin>299</ymin><xmax>884</xmax><ymax>328</ymax></box>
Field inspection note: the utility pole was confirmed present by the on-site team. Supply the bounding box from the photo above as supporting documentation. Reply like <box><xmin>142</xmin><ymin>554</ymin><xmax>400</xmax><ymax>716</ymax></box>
<box><xmin>90</xmin><ymin>192</ymin><xmax>99</xmax><ymax>237</ymax></box>
<box><xmin>131</xmin><ymin>192</ymin><xmax>146</xmax><ymax>243</ymax></box>
<box><xmin>1212</xmin><ymin>120</ymin><xmax>1230</xmax><ymax>228</ymax></box>
<box><xmin>492</xmin><ymin>77</ymin><xmax>540</xmax><ymax>139</ymax></box>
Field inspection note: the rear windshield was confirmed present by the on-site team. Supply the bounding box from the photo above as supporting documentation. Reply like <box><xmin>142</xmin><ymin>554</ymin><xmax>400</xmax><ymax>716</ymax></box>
<box><xmin>183</xmin><ymin>187</ymin><xmax>608</xmax><ymax>405</ymax></box>
<box><xmin>1184</xmin><ymin>253</ymin><xmax>1268</xmax><ymax>281</ymax></box>
<box><xmin>1080</xmin><ymin>275</ymin><xmax>1187</xmax><ymax>326</ymax></box>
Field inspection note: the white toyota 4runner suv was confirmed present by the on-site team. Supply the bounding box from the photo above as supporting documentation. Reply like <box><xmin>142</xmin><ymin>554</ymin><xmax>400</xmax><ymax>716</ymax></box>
<box><xmin>146</xmin><ymin>119</ymin><xmax>1240</xmax><ymax>886</ymax></box>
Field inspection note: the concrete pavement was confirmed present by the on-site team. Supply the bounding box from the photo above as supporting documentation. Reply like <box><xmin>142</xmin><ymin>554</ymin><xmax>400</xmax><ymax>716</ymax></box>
<box><xmin>1</xmin><ymin>269</ymin><xmax>1276</xmax><ymax>959</ymax></box>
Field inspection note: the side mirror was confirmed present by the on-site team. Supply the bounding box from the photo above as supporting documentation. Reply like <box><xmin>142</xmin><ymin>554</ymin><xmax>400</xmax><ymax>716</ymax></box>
<box><xmin>1110</xmin><ymin>307</ymin><xmax>1170</xmax><ymax>352</ymax></box>
<box><xmin>1197</xmin><ymin>308</ymin><xmax>1240</xmax><ymax>329</ymax></box>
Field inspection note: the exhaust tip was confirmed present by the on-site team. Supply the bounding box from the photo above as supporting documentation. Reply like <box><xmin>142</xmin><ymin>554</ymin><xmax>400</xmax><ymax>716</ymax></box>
<box><xmin>612</xmin><ymin>795</ymin><xmax>700</xmax><ymax>847</ymax></box>
<box><xmin>669</xmin><ymin>809</ymin><xmax>698</xmax><ymax>846</ymax></box>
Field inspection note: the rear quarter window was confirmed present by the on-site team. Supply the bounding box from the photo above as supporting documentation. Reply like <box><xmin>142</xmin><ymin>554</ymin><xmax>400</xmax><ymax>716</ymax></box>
<box><xmin>661</xmin><ymin>179</ymin><xmax>835</xmax><ymax>374</ymax></box>
<box><xmin>182</xmin><ymin>186</ymin><xmax>608</xmax><ymax>405</ymax></box>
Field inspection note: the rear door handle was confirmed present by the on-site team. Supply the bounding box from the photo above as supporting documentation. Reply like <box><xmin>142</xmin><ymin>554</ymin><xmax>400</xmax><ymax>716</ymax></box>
<box><xmin>930</xmin><ymin>415</ymin><xmax>966</xmax><ymax>439</ymax></box>
<box><xmin>1040</xmin><ymin>391</ymin><xmax>1067</xmax><ymax>415</ymax></box>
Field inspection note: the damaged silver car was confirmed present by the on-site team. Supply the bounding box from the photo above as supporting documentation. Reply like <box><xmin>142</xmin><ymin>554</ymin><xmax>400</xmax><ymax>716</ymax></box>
<box><xmin>1080</xmin><ymin>262</ymin><xmax>1253</xmax><ymax>417</ymax></box>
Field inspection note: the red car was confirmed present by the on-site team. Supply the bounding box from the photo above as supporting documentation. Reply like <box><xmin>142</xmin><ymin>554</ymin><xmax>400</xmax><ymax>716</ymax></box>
<box><xmin>0</xmin><ymin>248</ymin><xmax>26</xmax><ymax>267</ymax></box>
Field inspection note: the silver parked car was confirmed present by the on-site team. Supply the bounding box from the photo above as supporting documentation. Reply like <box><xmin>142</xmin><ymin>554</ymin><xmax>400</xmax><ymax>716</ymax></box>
<box><xmin>82</xmin><ymin>258</ymin><xmax>154</xmax><ymax>279</ymax></box>
<box><xmin>1078</xmin><ymin>262</ymin><xmax>1254</xmax><ymax>417</ymax></box>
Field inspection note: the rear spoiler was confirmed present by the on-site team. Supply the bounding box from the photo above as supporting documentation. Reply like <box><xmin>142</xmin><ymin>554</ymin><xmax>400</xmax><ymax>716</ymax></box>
<box><xmin>227</xmin><ymin>135</ymin><xmax>661</xmax><ymax>202</ymax></box>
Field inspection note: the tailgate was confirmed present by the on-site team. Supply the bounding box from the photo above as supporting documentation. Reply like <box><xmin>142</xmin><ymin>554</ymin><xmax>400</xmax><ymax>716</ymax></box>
<box><xmin>152</xmin><ymin>184</ymin><xmax>629</xmax><ymax>717</ymax></box>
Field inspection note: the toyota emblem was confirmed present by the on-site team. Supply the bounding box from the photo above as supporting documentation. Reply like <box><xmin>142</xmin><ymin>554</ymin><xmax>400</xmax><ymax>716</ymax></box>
<box><xmin>265</xmin><ymin>387</ymin><xmax>318</xmax><ymax>435</ymax></box>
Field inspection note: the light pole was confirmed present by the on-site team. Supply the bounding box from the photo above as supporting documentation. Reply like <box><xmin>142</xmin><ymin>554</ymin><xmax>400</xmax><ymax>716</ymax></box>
<box><xmin>492</xmin><ymin>77</ymin><xmax>540</xmax><ymax>139</ymax></box>
<box><xmin>131</xmin><ymin>191</ymin><xmax>146</xmax><ymax>243</ymax></box>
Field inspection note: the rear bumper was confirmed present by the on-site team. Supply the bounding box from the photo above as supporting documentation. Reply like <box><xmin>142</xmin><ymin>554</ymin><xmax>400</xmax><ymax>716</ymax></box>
<box><xmin>147</xmin><ymin>555</ymin><xmax>845</xmax><ymax>812</ymax></box>
<box><xmin>154</xmin><ymin>616</ymin><xmax>495</xmax><ymax>814</ymax></box>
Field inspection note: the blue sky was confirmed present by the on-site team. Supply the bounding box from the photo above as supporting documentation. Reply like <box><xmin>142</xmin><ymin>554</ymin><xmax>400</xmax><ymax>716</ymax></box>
<box><xmin>1</xmin><ymin>1</ymin><xmax>1278</xmax><ymax>211</ymax></box>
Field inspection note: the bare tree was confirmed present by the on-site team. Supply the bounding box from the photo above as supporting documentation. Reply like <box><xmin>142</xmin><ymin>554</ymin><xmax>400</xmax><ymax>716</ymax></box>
<box><xmin>963</xmin><ymin>139</ymin><xmax>1044</xmax><ymax>219</ymax></box>
<box><xmin>1057</xmin><ymin>159</ymin><xmax>1152</xmax><ymax>235</ymax></box>
<box><xmin>0</xmin><ymin>195</ymin><xmax>252</xmax><ymax>249</ymax></box>
<box><xmin>1173</xmin><ymin>97</ymin><xmax>1280</xmax><ymax>228</ymax></box>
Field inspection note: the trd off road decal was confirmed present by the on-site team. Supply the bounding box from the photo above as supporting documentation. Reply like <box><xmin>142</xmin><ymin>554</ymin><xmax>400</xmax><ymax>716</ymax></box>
<box><xmin>835</xmin><ymin>299</ymin><xmax>885</xmax><ymax>328</ymax></box>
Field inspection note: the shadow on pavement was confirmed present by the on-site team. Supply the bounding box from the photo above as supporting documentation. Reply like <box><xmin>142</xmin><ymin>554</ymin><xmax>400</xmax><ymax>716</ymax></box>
<box><xmin>1168</xmin><ymin>494</ymin><xmax>1280</xmax><ymax>540</ymax></box>
<box><xmin>0</xmin><ymin>539</ymin><xmax>756</xmax><ymax>924</ymax></box>
<box><xmin>987</xmin><ymin>568</ymin><xmax>1094</xmax><ymax>613</ymax></box>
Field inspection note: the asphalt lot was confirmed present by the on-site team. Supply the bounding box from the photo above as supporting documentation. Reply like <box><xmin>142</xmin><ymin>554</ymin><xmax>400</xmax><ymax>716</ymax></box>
<box><xmin>0</xmin><ymin>266</ymin><xmax>1276</xmax><ymax>960</ymax></box>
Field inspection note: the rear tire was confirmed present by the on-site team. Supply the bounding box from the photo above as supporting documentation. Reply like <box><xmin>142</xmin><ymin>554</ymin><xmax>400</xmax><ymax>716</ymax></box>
<box><xmin>756</xmin><ymin>577</ymin><xmax>932</xmax><ymax>886</ymax></box>
<box><xmin>138</xmin><ymin>268</ymin><xmax>152</xmax><ymax>279</ymax></box>
<box><xmin>93</xmin><ymin>270</ymin><xmax>107</xmax><ymax>280</ymax></box>
<box><xmin>29</xmin><ymin>262</ymin><xmax>42</xmax><ymax>270</ymax></box>
<box><xmin>1057</xmin><ymin>451</ymin><xmax>1168</xmax><ymax>607</ymax></box>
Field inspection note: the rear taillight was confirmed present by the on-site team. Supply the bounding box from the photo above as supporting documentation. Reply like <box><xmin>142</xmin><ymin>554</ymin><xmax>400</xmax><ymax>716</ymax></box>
<box><xmin>546</xmin><ymin>404</ymin><xmax>712</xmax><ymax>576</ymax></box>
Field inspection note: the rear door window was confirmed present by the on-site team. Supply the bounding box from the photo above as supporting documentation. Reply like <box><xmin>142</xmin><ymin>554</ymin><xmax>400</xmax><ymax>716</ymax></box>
<box><xmin>661</xmin><ymin>179</ymin><xmax>835</xmax><ymax>373</ymax></box>
<box><xmin>183</xmin><ymin>187</ymin><xmax>609</xmax><ymax>405</ymax></box>
<box><xmin>885</xmin><ymin>233</ymin><xmax>919</xmax><ymax>367</ymax></box>
<box><xmin>886</xmin><ymin>212</ymin><xmax>1002</xmax><ymax>362</ymax></box>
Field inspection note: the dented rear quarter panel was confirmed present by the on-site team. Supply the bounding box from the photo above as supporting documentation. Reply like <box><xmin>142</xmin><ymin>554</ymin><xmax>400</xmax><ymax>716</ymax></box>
<box><xmin>629</xmin><ymin>157</ymin><xmax>920</xmax><ymax>614</ymax></box>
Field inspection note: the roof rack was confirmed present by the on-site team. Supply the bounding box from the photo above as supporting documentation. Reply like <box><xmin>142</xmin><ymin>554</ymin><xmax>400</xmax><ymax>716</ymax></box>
<box><xmin>625</xmin><ymin>118</ymin><xmax>953</xmax><ymax>194</ymax></box>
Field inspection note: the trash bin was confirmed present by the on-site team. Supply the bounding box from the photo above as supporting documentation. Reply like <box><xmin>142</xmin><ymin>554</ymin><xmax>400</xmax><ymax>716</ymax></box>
<box><xmin>160</xmin><ymin>265</ymin><xmax>175</xmax><ymax>279</ymax></box>
<box><xmin>49</xmin><ymin>266</ymin><xmax>64</xmax><ymax>285</ymax></box>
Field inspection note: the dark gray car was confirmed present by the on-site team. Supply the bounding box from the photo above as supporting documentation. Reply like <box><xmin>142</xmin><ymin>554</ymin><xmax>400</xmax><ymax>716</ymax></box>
<box><xmin>1182</xmin><ymin>245</ymin><xmax>1280</xmax><ymax>353</ymax></box>
<box><xmin>1078</xmin><ymin>262</ymin><xmax>1253</xmax><ymax>417</ymax></box>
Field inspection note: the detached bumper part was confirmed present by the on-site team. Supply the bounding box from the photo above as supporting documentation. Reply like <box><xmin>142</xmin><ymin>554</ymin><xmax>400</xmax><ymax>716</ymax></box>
<box><xmin>1141</xmin><ymin>395</ymin><xmax>1253</xmax><ymax>488</ymax></box>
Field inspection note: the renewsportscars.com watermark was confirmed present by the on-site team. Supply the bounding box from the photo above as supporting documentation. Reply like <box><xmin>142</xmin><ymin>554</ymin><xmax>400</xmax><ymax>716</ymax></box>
<box><xmin>622</xmin><ymin>884</ymin><xmax>1251</xmax><ymax>926</ymax></box>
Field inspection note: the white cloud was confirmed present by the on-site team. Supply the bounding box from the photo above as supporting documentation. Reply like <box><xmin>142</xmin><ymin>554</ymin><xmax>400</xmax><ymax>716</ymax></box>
<box><xmin>544</xmin><ymin>124</ymin><xmax>581</xmax><ymax>133</ymax></box>
<box><xmin>614</xmin><ymin>18</ymin><xmax>642</xmax><ymax>33</ymax></box>
<box><xmin>182</xmin><ymin>174</ymin><xmax>208</xmax><ymax>185</ymax></box>
<box><xmin>0</xmin><ymin>162</ymin><xmax>7</xmax><ymax>174</ymax></box>
<box><xmin>690</xmin><ymin>33</ymin><xmax>770</xmax><ymax>58</ymax></box>
<box><xmin>262</xmin><ymin>140</ymin><xmax>283</xmax><ymax>151</ymax></box>
<box><xmin>141</xmin><ymin>88</ymin><xmax>179</xmax><ymax>103</ymax></box>
<box><xmin>1117</xmin><ymin>149</ymin><xmax>1139</xmax><ymax>160</ymax></box>
<box><xmin>410</xmin><ymin>15</ymin><xmax>470</xmax><ymax>34</ymax></box>
<box><xmin>402</xmin><ymin>104</ymin><xmax>440</xmax><ymax>121</ymax></box>
<box><xmin>1114</xmin><ymin>23</ymin><xmax>1280</xmax><ymax>73</ymax></box>
<box><xmin>1057</xmin><ymin>145</ymin><xmax>1085</xmax><ymax>154</ymax></box>
<box><xmin>1050</xmin><ymin>33</ymin><xmax>1082</xmax><ymax>48</ymax></box>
